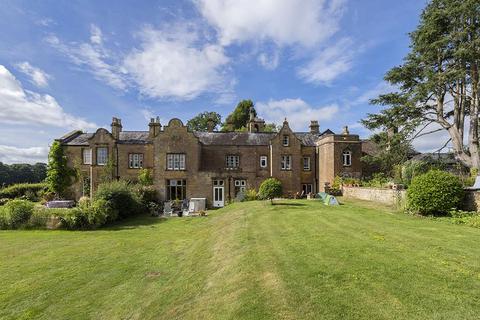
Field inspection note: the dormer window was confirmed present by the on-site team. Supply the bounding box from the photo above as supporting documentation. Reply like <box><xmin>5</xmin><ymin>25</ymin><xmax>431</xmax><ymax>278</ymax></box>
<box><xmin>283</xmin><ymin>135</ymin><xmax>289</xmax><ymax>146</ymax></box>
<box><xmin>342</xmin><ymin>150</ymin><xmax>352</xmax><ymax>166</ymax></box>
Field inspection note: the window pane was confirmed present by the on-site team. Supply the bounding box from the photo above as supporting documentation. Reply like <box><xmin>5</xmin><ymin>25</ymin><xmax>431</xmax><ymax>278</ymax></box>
<box><xmin>97</xmin><ymin>147</ymin><xmax>107</xmax><ymax>165</ymax></box>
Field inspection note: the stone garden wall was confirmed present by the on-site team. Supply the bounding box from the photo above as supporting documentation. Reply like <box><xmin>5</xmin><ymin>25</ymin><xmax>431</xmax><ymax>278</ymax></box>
<box><xmin>342</xmin><ymin>186</ymin><xmax>406</xmax><ymax>208</ymax></box>
<box><xmin>343</xmin><ymin>186</ymin><xmax>480</xmax><ymax>212</ymax></box>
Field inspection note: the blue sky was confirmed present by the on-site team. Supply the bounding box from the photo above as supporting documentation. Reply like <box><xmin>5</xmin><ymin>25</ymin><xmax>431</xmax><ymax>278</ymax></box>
<box><xmin>0</xmin><ymin>0</ymin><xmax>432</xmax><ymax>163</ymax></box>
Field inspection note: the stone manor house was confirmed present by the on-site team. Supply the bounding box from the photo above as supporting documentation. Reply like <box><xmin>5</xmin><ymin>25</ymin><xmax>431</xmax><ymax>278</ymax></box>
<box><xmin>58</xmin><ymin>112</ymin><xmax>362</xmax><ymax>207</ymax></box>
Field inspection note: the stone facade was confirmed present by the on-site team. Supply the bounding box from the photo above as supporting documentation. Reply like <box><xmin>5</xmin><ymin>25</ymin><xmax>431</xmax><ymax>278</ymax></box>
<box><xmin>58</xmin><ymin>115</ymin><xmax>363</xmax><ymax>207</ymax></box>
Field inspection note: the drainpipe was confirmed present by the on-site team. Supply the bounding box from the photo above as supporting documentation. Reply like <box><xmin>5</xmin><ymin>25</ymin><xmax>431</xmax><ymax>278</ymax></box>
<box><xmin>115</xmin><ymin>142</ymin><xmax>119</xmax><ymax>180</ymax></box>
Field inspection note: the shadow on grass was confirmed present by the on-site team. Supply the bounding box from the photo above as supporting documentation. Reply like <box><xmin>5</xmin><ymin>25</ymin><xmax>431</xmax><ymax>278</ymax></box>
<box><xmin>105</xmin><ymin>214</ymin><xmax>169</xmax><ymax>231</ymax></box>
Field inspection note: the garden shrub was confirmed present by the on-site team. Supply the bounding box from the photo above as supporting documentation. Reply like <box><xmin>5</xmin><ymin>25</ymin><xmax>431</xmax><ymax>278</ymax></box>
<box><xmin>1</xmin><ymin>199</ymin><xmax>35</xmax><ymax>228</ymax></box>
<box><xmin>138</xmin><ymin>169</ymin><xmax>154</xmax><ymax>186</ymax></box>
<box><xmin>134</xmin><ymin>185</ymin><xmax>158</xmax><ymax>205</ymax></box>
<box><xmin>0</xmin><ymin>183</ymin><xmax>47</xmax><ymax>200</ymax></box>
<box><xmin>88</xmin><ymin>199</ymin><xmax>116</xmax><ymax>225</ymax></box>
<box><xmin>78</xmin><ymin>196</ymin><xmax>91</xmax><ymax>210</ymax></box>
<box><xmin>447</xmin><ymin>209</ymin><xmax>480</xmax><ymax>228</ymax></box>
<box><xmin>258</xmin><ymin>178</ymin><xmax>282</xmax><ymax>203</ymax></box>
<box><xmin>28</xmin><ymin>205</ymin><xmax>53</xmax><ymax>228</ymax></box>
<box><xmin>57</xmin><ymin>208</ymin><xmax>89</xmax><ymax>230</ymax></box>
<box><xmin>362</xmin><ymin>173</ymin><xmax>389</xmax><ymax>188</ymax></box>
<box><xmin>401</xmin><ymin>160</ymin><xmax>430</xmax><ymax>186</ymax></box>
<box><xmin>94</xmin><ymin>180</ymin><xmax>142</xmax><ymax>218</ymax></box>
<box><xmin>407</xmin><ymin>170</ymin><xmax>464</xmax><ymax>216</ymax></box>
<box><xmin>244</xmin><ymin>189</ymin><xmax>258</xmax><ymax>201</ymax></box>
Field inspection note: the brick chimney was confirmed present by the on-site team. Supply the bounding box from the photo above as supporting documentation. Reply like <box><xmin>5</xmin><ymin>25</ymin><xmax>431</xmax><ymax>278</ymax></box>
<box><xmin>309</xmin><ymin>120</ymin><xmax>319</xmax><ymax>134</ymax></box>
<box><xmin>111</xmin><ymin>117</ymin><xmax>122</xmax><ymax>139</ymax></box>
<box><xmin>149</xmin><ymin>117</ymin><xmax>161</xmax><ymax>138</ymax></box>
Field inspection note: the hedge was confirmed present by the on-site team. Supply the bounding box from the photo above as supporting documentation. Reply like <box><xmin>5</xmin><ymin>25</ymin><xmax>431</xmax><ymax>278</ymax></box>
<box><xmin>0</xmin><ymin>183</ymin><xmax>48</xmax><ymax>200</ymax></box>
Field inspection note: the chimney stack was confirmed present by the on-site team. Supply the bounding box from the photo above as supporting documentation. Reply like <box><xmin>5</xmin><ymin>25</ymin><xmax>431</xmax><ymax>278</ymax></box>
<box><xmin>111</xmin><ymin>117</ymin><xmax>122</xmax><ymax>139</ymax></box>
<box><xmin>149</xmin><ymin>117</ymin><xmax>161</xmax><ymax>138</ymax></box>
<box><xmin>309</xmin><ymin>120</ymin><xmax>319</xmax><ymax>134</ymax></box>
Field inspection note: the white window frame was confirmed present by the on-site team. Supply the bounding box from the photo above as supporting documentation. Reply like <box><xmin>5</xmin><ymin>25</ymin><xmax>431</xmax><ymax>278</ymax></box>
<box><xmin>96</xmin><ymin>147</ymin><xmax>108</xmax><ymax>166</ymax></box>
<box><xmin>129</xmin><ymin>153</ymin><xmax>144</xmax><ymax>169</ymax></box>
<box><xmin>167</xmin><ymin>153</ymin><xmax>186</xmax><ymax>170</ymax></box>
<box><xmin>82</xmin><ymin>148</ymin><xmax>92</xmax><ymax>165</ymax></box>
<box><xmin>234</xmin><ymin>179</ymin><xmax>247</xmax><ymax>195</ymax></box>
<box><xmin>260</xmin><ymin>156</ymin><xmax>268</xmax><ymax>168</ymax></box>
<box><xmin>303</xmin><ymin>156</ymin><xmax>311</xmax><ymax>171</ymax></box>
<box><xmin>226</xmin><ymin>155</ymin><xmax>240</xmax><ymax>169</ymax></box>
<box><xmin>282</xmin><ymin>135</ymin><xmax>289</xmax><ymax>146</ymax></box>
<box><xmin>281</xmin><ymin>155</ymin><xmax>292</xmax><ymax>170</ymax></box>
<box><xmin>342</xmin><ymin>150</ymin><xmax>352</xmax><ymax>167</ymax></box>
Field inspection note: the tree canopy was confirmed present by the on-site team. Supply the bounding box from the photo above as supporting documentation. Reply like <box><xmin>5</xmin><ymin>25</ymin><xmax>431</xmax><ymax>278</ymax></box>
<box><xmin>363</xmin><ymin>0</ymin><xmax>480</xmax><ymax>169</ymax></box>
<box><xmin>222</xmin><ymin>99</ymin><xmax>256</xmax><ymax>131</ymax></box>
<box><xmin>186</xmin><ymin>111</ymin><xmax>222</xmax><ymax>132</ymax></box>
<box><xmin>0</xmin><ymin>162</ymin><xmax>47</xmax><ymax>187</ymax></box>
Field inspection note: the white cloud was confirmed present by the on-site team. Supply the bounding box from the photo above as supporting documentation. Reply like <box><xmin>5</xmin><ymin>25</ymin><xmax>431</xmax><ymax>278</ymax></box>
<box><xmin>258</xmin><ymin>50</ymin><xmax>280</xmax><ymax>70</ymax></box>
<box><xmin>353</xmin><ymin>81</ymin><xmax>394</xmax><ymax>106</ymax></box>
<box><xmin>45</xmin><ymin>27</ymin><xmax>128</xmax><ymax>90</ymax></box>
<box><xmin>124</xmin><ymin>25</ymin><xmax>230</xmax><ymax>100</ymax></box>
<box><xmin>256</xmin><ymin>98</ymin><xmax>339</xmax><ymax>131</ymax></box>
<box><xmin>90</xmin><ymin>24</ymin><xmax>103</xmax><ymax>45</ymax></box>
<box><xmin>297</xmin><ymin>38</ymin><xmax>354</xmax><ymax>84</ymax></box>
<box><xmin>15</xmin><ymin>61</ymin><xmax>51</xmax><ymax>87</ymax></box>
<box><xmin>0</xmin><ymin>65</ymin><xmax>96</xmax><ymax>129</ymax></box>
<box><xmin>0</xmin><ymin>145</ymin><xmax>49</xmax><ymax>164</ymax></box>
<box><xmin>194</xmin><ymin>0</ymin><xmax>345</xmax><ymax>47</ymax></box>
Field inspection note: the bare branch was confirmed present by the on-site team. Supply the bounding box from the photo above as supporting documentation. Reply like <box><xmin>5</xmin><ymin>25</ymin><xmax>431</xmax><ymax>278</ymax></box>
<box><xmin>434</xmin><ymin>138</ymin><xmax>452</xmax><ymax>153</ymax></box>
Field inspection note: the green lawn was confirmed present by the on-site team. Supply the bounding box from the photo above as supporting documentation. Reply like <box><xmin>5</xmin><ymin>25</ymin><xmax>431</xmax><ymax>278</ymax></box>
<box><xmin>1</xmin><ymin>199</ymin><xmax>480</xmax><ymax>320</ymax></box>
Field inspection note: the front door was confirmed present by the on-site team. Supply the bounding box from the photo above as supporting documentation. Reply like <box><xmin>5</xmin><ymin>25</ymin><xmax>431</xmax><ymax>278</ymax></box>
<box><xmin>213</xmin><ymin>180</ymin><xmax>224</xmax><ymax>207</ymax></box>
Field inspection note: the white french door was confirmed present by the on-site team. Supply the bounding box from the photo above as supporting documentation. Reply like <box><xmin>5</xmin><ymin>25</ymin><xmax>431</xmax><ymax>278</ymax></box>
<box><xmin>213</xmin><ymin>180</ymin><xmax>225</xmax><ymax>207</ymax></box>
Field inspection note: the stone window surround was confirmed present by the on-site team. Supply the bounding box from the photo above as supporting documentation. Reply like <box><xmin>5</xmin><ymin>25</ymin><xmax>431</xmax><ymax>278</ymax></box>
<box><xmin>282</xmin><ymin>135</ymin><xmax>289</xmax><ymax>147</ymax></box>
<box><xmin>259</xmin><ymin>155</ymin><xmax>268</xmax><ymax>168</ymax></box>
<box><xmin>226</xmin><ymin>154</ymin><xmax>240</xmax><ymax>169</ymax></box>
<box><xmin>303</xmin><ymin>156</ymin><xmax>311</xmax><ymax>171</ymax></box>
<box><xmin>166</xmin><ymin>153</ymin><xmax>186</xmax><ymax>171</ymax></box>
<box><xmin>82</xmin><ymin>148</ymin><xmax>92</xmax><ymax>165</ymax></box>
<box><xmin>128</xmin><ymin>153</ymin><xmax>144</xmax><ymax>169</ymax></box>
<box><xmin>96</xmin><ymin>146</ymin><xmax>108</xmax><ymax>166</ymax></box>
<box><xmin>342</xmin><ymin>149</ymin><xmax>352</xmax><ymax>167</ymax></box>
<box><xmin>281</xmin><ymin>155</ymin><xmax>292</xmax><ymax>170</ymax></box>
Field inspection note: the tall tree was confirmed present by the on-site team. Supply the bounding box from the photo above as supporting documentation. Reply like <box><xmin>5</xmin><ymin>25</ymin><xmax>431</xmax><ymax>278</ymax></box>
<box><xmin>186</xmin><ymin>111</ymin><xmax>222</xmax><ymax>131</ymax></box>
<box><xmin>222</xmin><ymin>99</ymin><xmax>256</xmax><ymax>131</ymax></box>
<box><xmin>46</xmin><ymin>141</ymin><xmax>75</xmax><ymax>198</ymax></box>
<box><xmin>363</xmin><ymin>0</ymin><xmax>480</xmax><ymax>169</ymax></box>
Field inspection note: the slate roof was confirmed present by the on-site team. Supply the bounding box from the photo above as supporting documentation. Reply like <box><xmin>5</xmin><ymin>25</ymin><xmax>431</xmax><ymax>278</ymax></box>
<box><xmin>60</xmin><ymin>131</ymin><xmax>151</xmax><ymax>145</ymax></box>
<box><xmin>118</xmin><ymin>131</ymin><xmax>150</xmax><ymax>144</ymax></box>
<box><xmin>60</xmin><ymin>132</ymin><xmax>94</xmax><ymax>145</ymax></box>
<box><xmin>294</xmin><ymin>129</ymin><xmax>334</xmax><ymax>146</ymax></box>
<box><xmin>60</xmin><ymin>129</ymin><xmax>335</xmax><ymax>146</ymax></box>
<box><xmin>194</xmin><ymin>132</ymin><xmax>274</xmax><ymax>145</ymax></box>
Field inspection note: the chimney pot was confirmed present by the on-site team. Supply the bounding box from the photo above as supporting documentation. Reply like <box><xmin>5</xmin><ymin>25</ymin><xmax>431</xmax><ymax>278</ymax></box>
<box><xmin>309</xmin><ymin>120</ymin><xmax>319</xmax><ymax>134</ymax></box>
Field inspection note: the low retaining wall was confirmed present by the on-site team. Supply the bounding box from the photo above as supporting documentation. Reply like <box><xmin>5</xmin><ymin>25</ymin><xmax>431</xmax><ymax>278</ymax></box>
<box><xmin>463</xmin><ymin>190</ymin><xmax>480</xmax><ymax>211</ymax></box>
<box><xmin>342</xmin><ymin>186</ymin><xmax>406</xmax><ymax>208</ymax></box>
<box><xmin>343</xmin><ymin>187</ymin><xmax>480</xmax><ymax>212</ymax></box>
